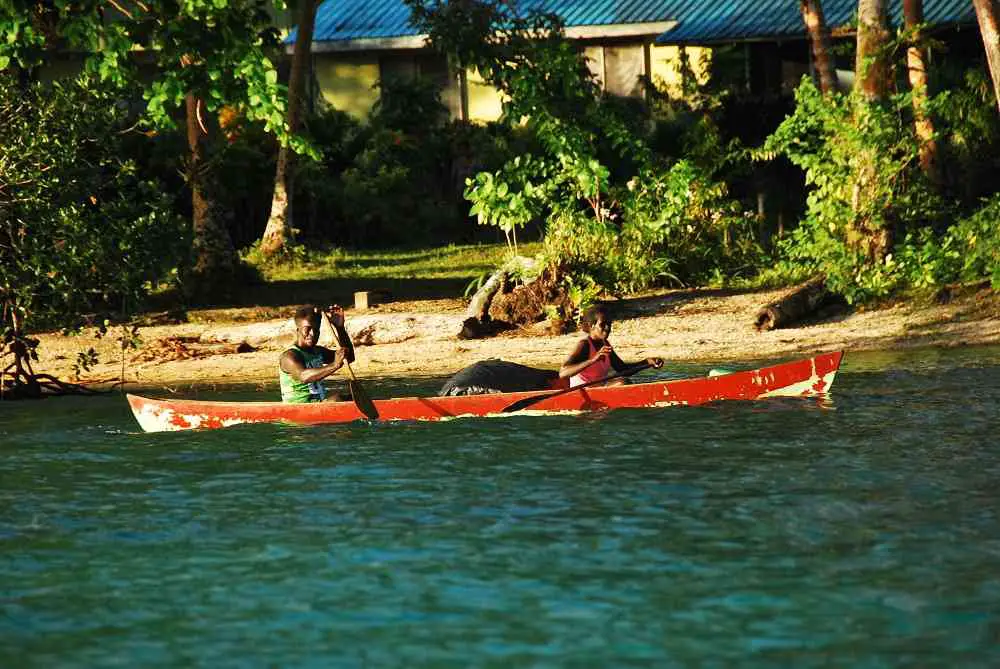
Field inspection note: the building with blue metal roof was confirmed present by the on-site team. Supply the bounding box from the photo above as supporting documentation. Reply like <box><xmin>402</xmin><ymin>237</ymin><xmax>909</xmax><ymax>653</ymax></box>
<box><xmin>655</xmin><ymin>0</ymin><xmax>975</xmax><ymax>45</ymax></box>
<box><xmin>296</xmin><ymin>0</ymin><xmax>700</xmax><ymax>119</ymax></box>
<box><xmin>292</xmin><ymin>0</ymin><xmax>980</xmax><ymax>119</ymax></box>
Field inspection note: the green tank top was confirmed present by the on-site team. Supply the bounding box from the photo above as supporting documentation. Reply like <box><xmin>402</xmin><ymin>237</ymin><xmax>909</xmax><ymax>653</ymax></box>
<box><xmin>279</xmin><ymin>345</ymin><xmax>327</xmax><ymax>403</ymax></box>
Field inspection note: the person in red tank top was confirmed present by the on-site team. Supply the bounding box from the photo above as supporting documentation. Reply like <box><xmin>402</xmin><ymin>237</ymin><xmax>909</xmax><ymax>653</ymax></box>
<box><xmin>559</xmin><ymin>305</ymin><xmax>663</xmax><ymax>388</ymax></box>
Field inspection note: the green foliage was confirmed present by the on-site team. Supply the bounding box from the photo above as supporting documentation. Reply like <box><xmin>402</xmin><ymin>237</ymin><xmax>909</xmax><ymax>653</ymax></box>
<box><xmin>945</xmin><ymin>195</ymin><xmax>1000</xmax><ymax>288</ymax></box>
<box><xmin>293</xmin><ymin>79</ymin><xmax>510</xmax><ymax>247</ymax></box>
<box><xmin>408</xmin><ymin>0</ymin><xmax>754</xmax><ymax>293</ymax></box>
<box><xmin>340</xmin><ymin>126</ymin><xmax>453</xmax><ymax>245</ymax></box>
<box><xmin>0</xmin><ymin>1</ymin><xmax>307</xmax><ymax>153</ymax></box>
<box><xmin>543</xmin><ymin>161</ymin><xmax>760</xmax><ymax>293</ymax></box>
<box><xmin>71</xmin><ymin>348</ymin><xmax>100</xmax><ymax>380</ymax></box>
<box><xmin>931</xmin><ymin>69</ymin><xmax>1000</xmax><ymax>204</ymax></box>
<box><xmin>408</xmin><ymin>0</ymin><xmax>649</xmax><ymax>214</ymax></box>
<box><xmin>761</xmin><ymin>78</ymin><xmax>946</xmax><ymax>303</ymax></box>
<box><xmin>903</xmin><ymin>194</ymin><xmax>1000</xmax><ymax>289</ymax></box>
<box><xmin>563</xmin><ymin>274</ymin><xmax>600</xmax><ymax>320</ymax></box>
<box><xmin>0</xmin><ymin>74</ymin><xmax>187</xmax><ymax>334</ymax></box>
<box><xmin>370</xmin><ymin>75</ymin><xmax>450</xmax><ymax>135</ymax></box>
<box><xmin>464</xmin><ymin>271</ymin><xmax>491</xmax><ymax>298</ymax></box>
<box><xmin>242</xmin><ymin>238</ymin><xmax>310</xmax><ymax>269</ymax></box>
<box><xmin>466</xmin><ymin>155</ymin><xmax>552</xmax><ymax>241</ymax></box>
<box><xmin>246</xmin><ymin>242</ymin><xmax>538</xmax><ymax>283</ymax></box>
<box><xmin>759</xmin><ymin>70</ymin><xmax>1000</xmax><ymax>303</ymax></box>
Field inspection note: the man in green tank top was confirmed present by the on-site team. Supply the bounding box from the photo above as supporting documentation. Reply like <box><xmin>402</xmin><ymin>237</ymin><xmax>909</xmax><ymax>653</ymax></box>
<box><xmin>279</xmin><ymin>304</ymin><xmax>355</xmax><ymax>402</ymax></box>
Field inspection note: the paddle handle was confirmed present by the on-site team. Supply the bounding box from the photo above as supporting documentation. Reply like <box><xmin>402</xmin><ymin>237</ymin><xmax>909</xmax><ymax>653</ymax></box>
<box><xmin>323</xmin><ymin>310</ymin><xmax>360</xmax><ymax>381</ymax></box>
<box><xmin>324</xmin><ymin>311</ymin><xmax>379</xmax><ymax>420</ymax></box>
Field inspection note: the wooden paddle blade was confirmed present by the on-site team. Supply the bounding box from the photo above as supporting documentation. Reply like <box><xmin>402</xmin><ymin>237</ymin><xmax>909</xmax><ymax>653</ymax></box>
<box><xmin>348</xmin><ymin>380</ymin><xmax>379</xmax><ymax>420</ymax></box>
<box><xmin>501</xmin><ymin>393</ymin><xmax>554</xmax><ymax>413</ymax></box>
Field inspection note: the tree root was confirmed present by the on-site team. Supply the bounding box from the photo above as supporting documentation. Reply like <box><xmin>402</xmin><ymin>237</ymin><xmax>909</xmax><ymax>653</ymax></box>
<box><xmin>1</xmin><ymin>363</ymin><xmax>113</xmax><ymax>401</ymax></box>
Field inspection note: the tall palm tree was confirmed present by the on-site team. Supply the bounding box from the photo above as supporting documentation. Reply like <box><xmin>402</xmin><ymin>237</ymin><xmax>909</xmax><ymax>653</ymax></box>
<box><xmin>855</xmin><ymin>0</ymin><xmax>891</xmax><ymax>101</ymax></box>
<box><xmin>800</xmin><ymin>0</ymin><xmax>837</xmax><ymax>94</ymax></box>
<box><xmin>973</xmin><ymin>0</ymin><xmax>1000</xmax><ymax>112</ymax></box>
<box><xmin>904</xmin><ymin>0</ymin><xmax>940</xmax><ymax>183</ymax></box>
<box><xmin>260</xmin><ymin>0</ymin><xmax>320</xmax><ymax>257</ymax></box>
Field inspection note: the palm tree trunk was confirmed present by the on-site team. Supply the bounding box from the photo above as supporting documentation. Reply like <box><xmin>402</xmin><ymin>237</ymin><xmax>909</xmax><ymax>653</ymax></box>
<box><xmin>904</xmin><ymin>0</ymin><xmax>940</xmax><ymax>184</ymax></box>
<box><xmin>187</xmin><ymin>94</ymin><xmax>236</xmax><ymax>285</ymax></box>
<box><xmin>800</xmin><ymin>0</ymin><xmax>837</xmax><ymax>94</ymax></box>
<box><xmin>260</xmin><ymin>0</ymin><xmax>318</xmax><ymax>257</ymax></box>
<box><xmin>855</xmin><ymin>0</ymin><xmax>891</xmax><ymax>101</ymax></box>
<box><xmin>973</xmin><ymin>0</ymin><xmax>1000</xmax><ymax>112</ymax></box>
<box><xmin>851</xmin><ymin>0</ymin><xmax>893</xmax><ymax>261</ymax></box>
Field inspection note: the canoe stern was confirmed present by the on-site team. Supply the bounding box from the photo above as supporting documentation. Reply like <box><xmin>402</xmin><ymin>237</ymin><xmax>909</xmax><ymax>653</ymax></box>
<box><xmin>127</xmin><ymin>394</ymin><xmax>252</xmax><ymax>433</ymax></box>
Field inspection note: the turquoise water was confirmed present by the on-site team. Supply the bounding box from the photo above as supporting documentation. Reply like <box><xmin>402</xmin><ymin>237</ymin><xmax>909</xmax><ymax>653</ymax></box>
<box><xmin>2</xmin><ymin>347</ymin><xmax>1000</xmax><ymax>667</ymax></box>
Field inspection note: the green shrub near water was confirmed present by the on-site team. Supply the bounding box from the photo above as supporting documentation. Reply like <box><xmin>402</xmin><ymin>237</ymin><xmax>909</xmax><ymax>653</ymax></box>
<box><xmin>0</xmin><ymin>74</ymin><xmax>187</xmax><ymax>335</ymax></box>
<box><xmin>760</xmin><ymin>75</ymin><xmax>1000</xmax><ymax>303</ymax></box>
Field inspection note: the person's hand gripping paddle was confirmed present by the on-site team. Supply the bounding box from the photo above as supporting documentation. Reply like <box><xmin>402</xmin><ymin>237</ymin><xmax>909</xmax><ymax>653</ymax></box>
<box><xmin>322</xmin><ymin>306</ymin><xmax>379</xmax><ymax>420</ymax></box>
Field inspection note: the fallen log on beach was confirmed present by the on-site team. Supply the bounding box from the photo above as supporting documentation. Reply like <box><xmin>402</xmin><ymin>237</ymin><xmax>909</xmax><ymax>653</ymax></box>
<box><xmin>754</xmin><ymin>275</ymin><xmax>833</xmax><ymax>331</ymax></box>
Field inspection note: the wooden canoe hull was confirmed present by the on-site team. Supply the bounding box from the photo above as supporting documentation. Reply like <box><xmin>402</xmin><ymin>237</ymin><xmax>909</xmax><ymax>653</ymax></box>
<box><xmin>126</xmin><ymin>351</ymin><xmax>842</xmax><ymax>433</ymax></box>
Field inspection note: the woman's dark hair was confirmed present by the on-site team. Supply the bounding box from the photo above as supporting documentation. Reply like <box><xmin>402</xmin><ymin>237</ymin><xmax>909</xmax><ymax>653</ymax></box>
<box><xmin>580</xmin><ymin>305</ymin><xmax>610</xmax><ymax>330</ymax></box>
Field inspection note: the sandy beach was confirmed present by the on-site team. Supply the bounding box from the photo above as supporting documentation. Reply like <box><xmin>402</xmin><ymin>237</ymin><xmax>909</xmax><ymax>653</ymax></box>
<box><xmin>27</xmin><ymin>281</ymin><xmax>999</xmax><ymax>397</ymax></box>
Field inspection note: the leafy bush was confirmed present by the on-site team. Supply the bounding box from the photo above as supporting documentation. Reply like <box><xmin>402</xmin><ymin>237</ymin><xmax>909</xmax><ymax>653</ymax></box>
<box><xmin>925</xmin><ymin>194</ymin><xmax>1000</xmax><ymax>288</ymax></box>
<box><xmin>543</xmin><ymin>160</ymin><xmax>760</xmax><ymax>293</ymax></box>
<box><xmin>0</xmin><ymin>74</ymin><xmax>187</xmax><ymax>334</ymax></box>
<box><xmin>761</xmin><ymin>78</ymin><xmax>947</xmax><ymax>302</ymax></box>
<box><xmin>290</xmin><ymin>79</ymin><xmax>501</xmax><ymax>248</ymax></box>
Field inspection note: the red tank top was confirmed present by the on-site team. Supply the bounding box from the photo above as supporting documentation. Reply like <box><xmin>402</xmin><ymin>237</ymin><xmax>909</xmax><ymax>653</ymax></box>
<box><xmin>570</xmin><ymin>338</ymin><xmax>611</xmax><ymax>387</ymax></box>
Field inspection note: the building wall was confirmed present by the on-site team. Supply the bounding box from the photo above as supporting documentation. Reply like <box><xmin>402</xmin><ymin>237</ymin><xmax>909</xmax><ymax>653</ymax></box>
<box><xmin>467</xmin><ymin>68</ymin><xmax>504</xmax><ymax>122</ymax></box>
<box><xmin>312</xmin><ymin>42</ymin><xmax>712</xmax><ymax>122</ymax></box>
<box><xmin>648</xmin><ymin>45</ymin><xmax>712</xmax><ymax>96</ymax></box>
<box><xmin>313</xmin><ymin>53</ymin><xmax>380</xmax><ymax>118</ymax></box>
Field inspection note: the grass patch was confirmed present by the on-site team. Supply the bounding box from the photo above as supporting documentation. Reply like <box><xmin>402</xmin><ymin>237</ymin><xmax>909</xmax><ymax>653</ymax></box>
<box><xmin>148</xmin><ymin>243</ymin><xmax>544</xmax><ymax>321</ymax></box>
<box><xmin>249</xmin><ymin>242</ymin><xmax>542</xmax><ymax>283</ymax></box>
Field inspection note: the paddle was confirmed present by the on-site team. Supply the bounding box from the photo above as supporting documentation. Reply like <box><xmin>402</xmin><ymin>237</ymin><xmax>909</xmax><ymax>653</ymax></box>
<box><xmin>501</xmin><ymin>361</ymin><xmax>654</xmax><ymax>413</ymax></box>
<box><xmin>324</xmin><ymin>312</ymin><xmax>379</xmax><ymax>420</ymax></box>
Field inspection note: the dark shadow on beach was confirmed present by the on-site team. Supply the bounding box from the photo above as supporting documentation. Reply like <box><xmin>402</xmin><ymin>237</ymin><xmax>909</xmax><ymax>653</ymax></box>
<box><xmin>608</xmin><ymin>287</ymin><xmax>765</xmax><ymax>318</ymax></box>
<box><xmin>146</xmin><ymin>276</ymin><xmax>471</xmax><ymax>318</ymax></box>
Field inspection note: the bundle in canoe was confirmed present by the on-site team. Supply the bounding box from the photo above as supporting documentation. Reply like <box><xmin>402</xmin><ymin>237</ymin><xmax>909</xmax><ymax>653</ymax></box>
<box><xmin>126</xmin><ymin>351</ymin><xmax>843</xmax><ymax>433</ymax></box>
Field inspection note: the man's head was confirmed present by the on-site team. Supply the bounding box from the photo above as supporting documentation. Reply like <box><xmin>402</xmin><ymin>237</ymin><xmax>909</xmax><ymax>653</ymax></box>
<box><xmin>293</xmin><ymin>305</ymin><xmax>322</xmax><ymax>348</ymax></box>
<box><xmin>580</xmin><ymin>305</ymin><xmax>612</xmax><ymax>339</ymax></box>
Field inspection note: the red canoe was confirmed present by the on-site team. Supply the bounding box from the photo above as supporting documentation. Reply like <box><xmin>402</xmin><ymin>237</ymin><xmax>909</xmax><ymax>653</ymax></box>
<box><xmin>126</xmin><ymin>351</ymin><xmax>842</xmax><ymax>433</ymax></box>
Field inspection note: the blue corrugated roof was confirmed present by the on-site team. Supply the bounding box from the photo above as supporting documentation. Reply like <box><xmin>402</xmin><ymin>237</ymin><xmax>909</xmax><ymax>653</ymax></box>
<box><xmin>290</xmin><ymin>0</ymin><xmax>978</xmax><ymax>46</ymax></box>
<box><xmin>292</xmin><ymin>0</ymin><xmax>683</xmax><ymax>44</ymax></box>
<box><xmin>657</xmin><ymin>0</ymin><xmax>976</xmax><ymax>44</ymax></box>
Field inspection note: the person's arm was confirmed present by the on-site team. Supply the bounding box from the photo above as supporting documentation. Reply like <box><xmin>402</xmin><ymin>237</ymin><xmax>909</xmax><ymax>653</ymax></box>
<box><xmin>322</xmin><ymin>305</ymin><xmax>355</xmax><ymax>364</ymax></box>
<box><xmin>280</xmin><ymin>348</ymin><xmax>347</xmax><ymax>384</ymax></box>
<box><xmin>608</xmin><ymin>346</ymin><xmax>664</xmax><ymax>375</ymax></box>
<box><xmin>619</xmin><ymin>355</ymin><xmax>665</xmax><ymax>375</ymax></box>
<box><xmin>609</xmin><ymin>349</ymin><xmax>628</xmax><ymax>373</ymax></box>
<box><xmin>559</xmin><ymin>339</ymin><xmax>613</xmax><ymax>379</ymax></box>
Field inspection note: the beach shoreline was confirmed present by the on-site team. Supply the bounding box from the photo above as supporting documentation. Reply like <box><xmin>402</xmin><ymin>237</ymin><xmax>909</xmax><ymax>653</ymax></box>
<box><xmin>32</xmin><ymin>283</ymin><xmax>1000</xmax><ymax>395</ymax></box>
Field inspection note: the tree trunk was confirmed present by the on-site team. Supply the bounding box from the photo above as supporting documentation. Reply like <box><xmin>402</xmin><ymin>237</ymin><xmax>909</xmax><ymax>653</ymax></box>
<box><xmin>800</xmin><ymin>0</ymin><xmax>838</xmax><ymax>94</ymax></box>
<box><xmin>186</xmin><ymin>94</ymin><xmax>236</xmax><ymax>287</ymax></box>
<box><xmin>753</xmin><ymin>276</ymin><xmax>835</xmax><ymax>331</ymax></box>
<box><xmin>973</xmin><ymin>0</ymin><xmax>1000</xmax><ymax>112</ymax></box>
<box><xmin>904</xmin><ymin>0</ymin><xmax>941</xmax><ymax>183</ymax></box>
<box><xmin>852</xmin><ymin>0</ymin><xmax>893</xmax><ymax>261</ymax></box>
<box><xmin>260</xmin><ymin>0</ymin><xmax>318</xmax><ymax>257</ymax></box>
<box><xmin>855</xmin><ymin>0</ymin><xmax>891</xmax><ymax>101</ymax></box>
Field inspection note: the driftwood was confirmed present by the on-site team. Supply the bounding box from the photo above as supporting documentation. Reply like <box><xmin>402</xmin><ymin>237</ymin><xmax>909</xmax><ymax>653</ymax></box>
<box><xmin>131</xmin><ymin>337</ymin><xmax>256</xmax><ymax>364</ymax></box>
<box><xmin>754</xmin><ymin>275</ymin><xmax>832</xmax><ymax>332</ymax></box>
<box><xmin>466</xmin><ymin>270</ymin><xmax>507</xmax><ymax>322</ymax></box>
